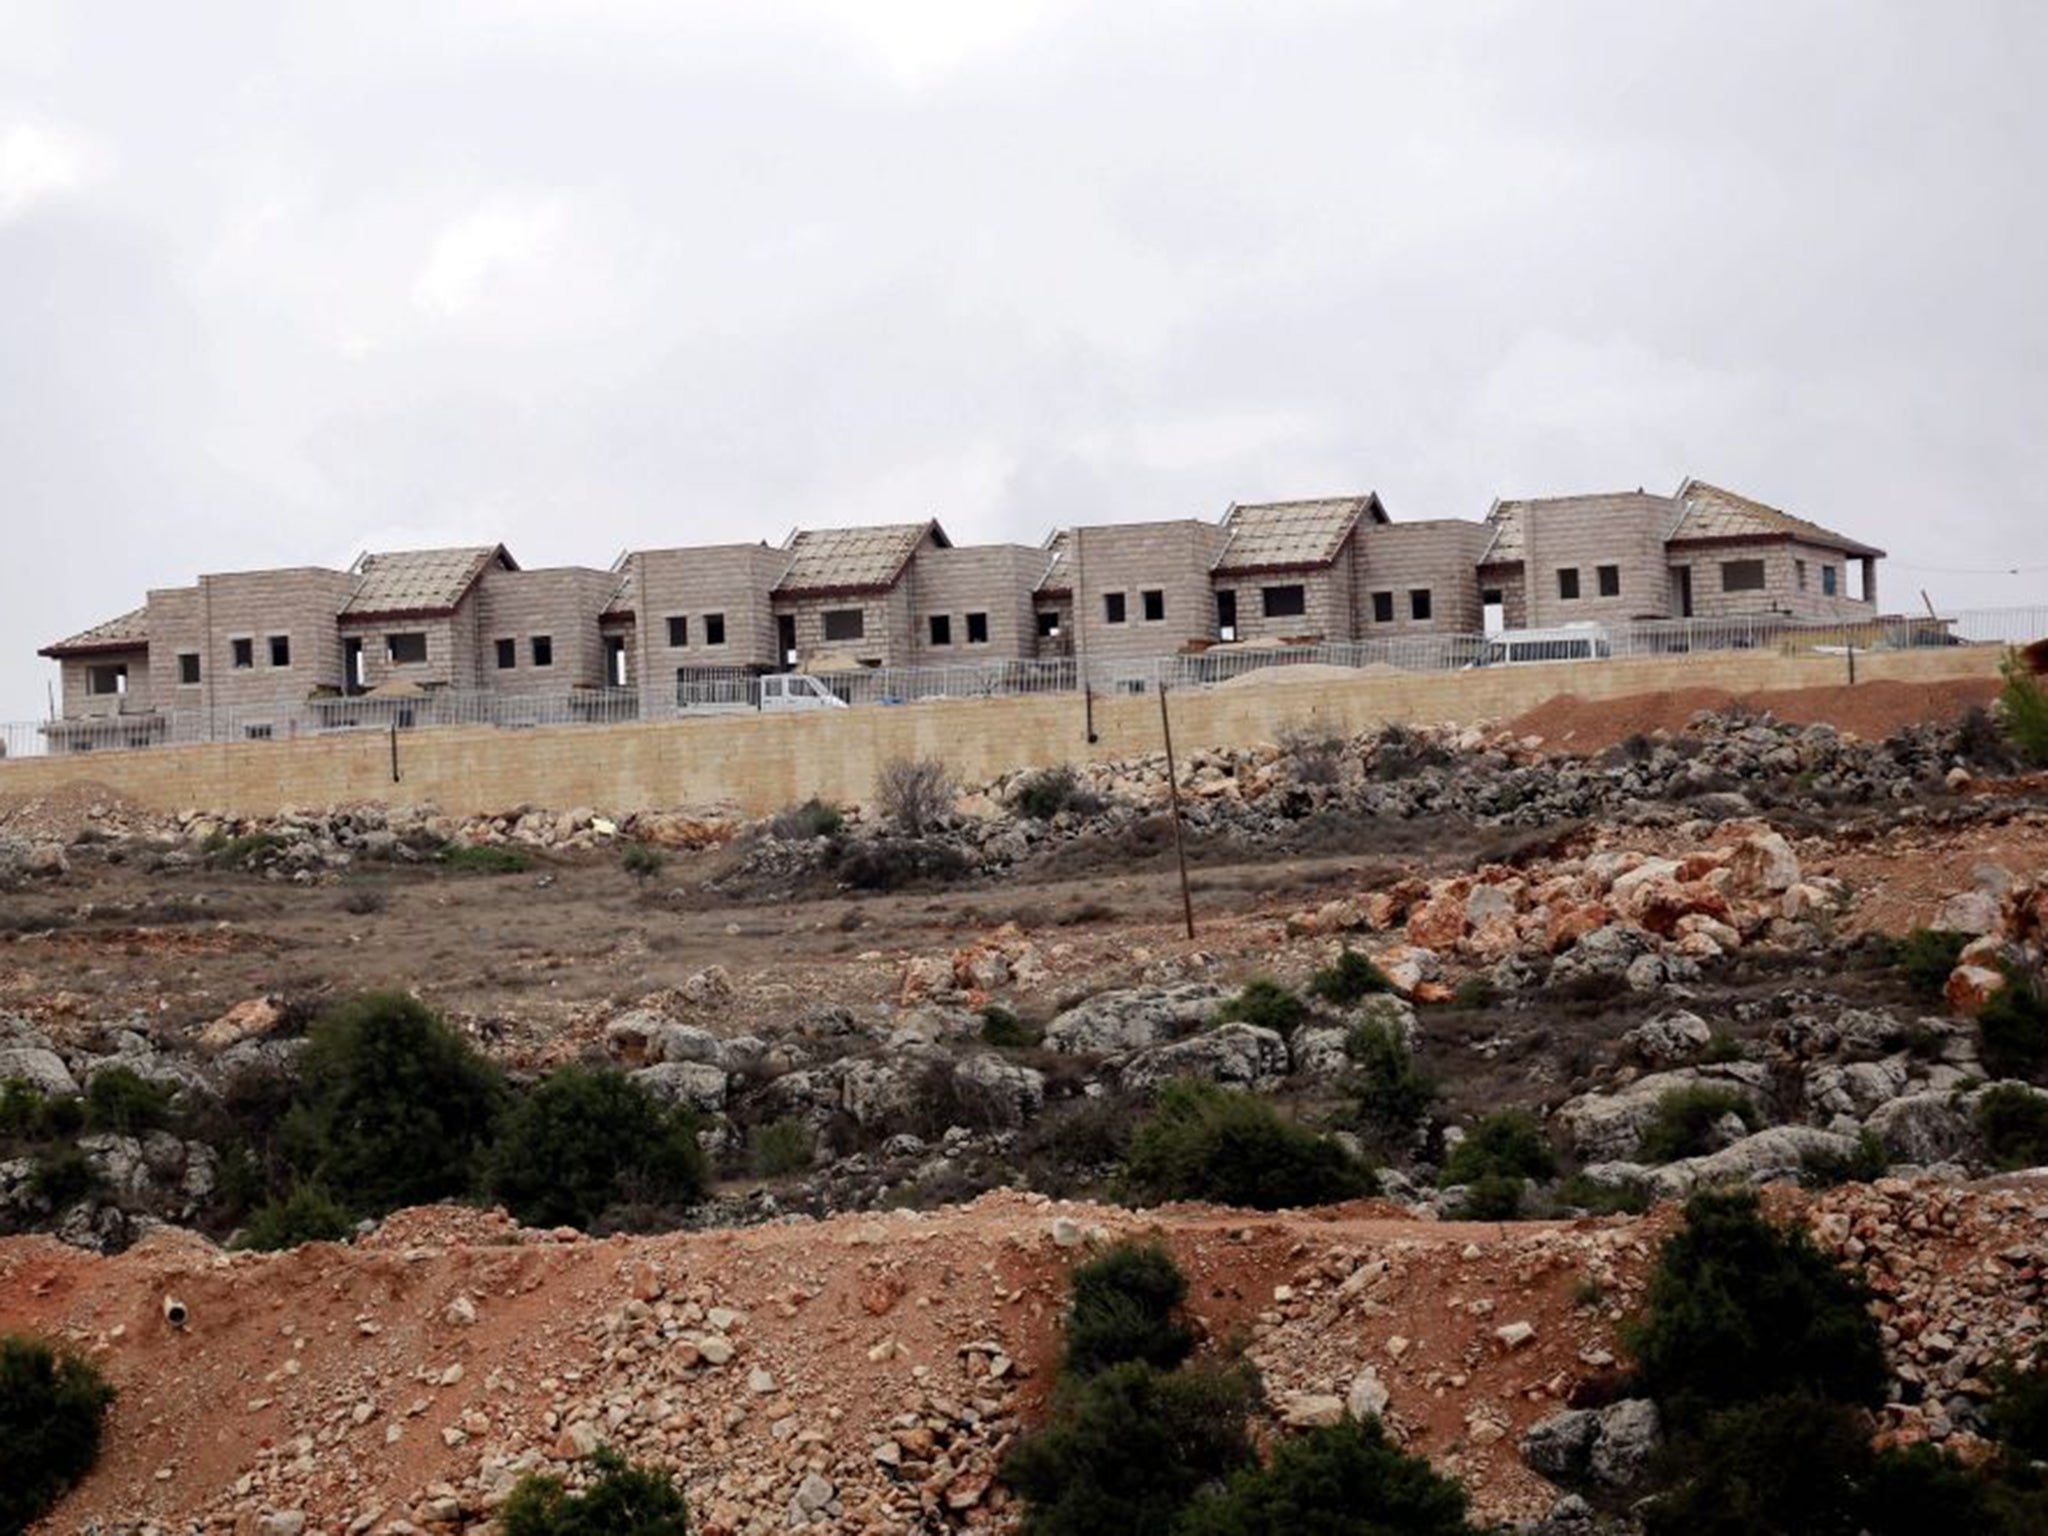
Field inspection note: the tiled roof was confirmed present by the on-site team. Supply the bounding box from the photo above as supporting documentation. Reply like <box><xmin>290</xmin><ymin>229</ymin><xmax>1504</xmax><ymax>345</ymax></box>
<box><xmin>40</xmin><ymin>607</ymin><xmax>149</xmax><ymax>657</ymax></box>
<box><xmin>775</xmin><ymin>522</ymin><xmax>944</xmax><ymax>596</ymax></box>
<box><xmin>343</xmin><ymin>546</ymin><xmax>513</xmax><ymax>617</ymax></box>
<box><xmin>1213</xmin><ymin>496</ymin><xmax>1370</xmax><ymax>573</ymax></box>
<box><xmin>1671</xmin><ymin>480</ymin><xmax>1885</xmax><ymax>558</ymax></box>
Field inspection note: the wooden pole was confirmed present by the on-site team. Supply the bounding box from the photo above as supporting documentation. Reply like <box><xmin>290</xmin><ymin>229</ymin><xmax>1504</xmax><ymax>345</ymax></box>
<box><xmin>1159</xmin><ymin>683</ymin><xmax>1195</xmax><ymax>941</ymax></box>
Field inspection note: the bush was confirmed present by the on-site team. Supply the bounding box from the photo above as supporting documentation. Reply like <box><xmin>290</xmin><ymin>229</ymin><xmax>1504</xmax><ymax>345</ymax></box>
<box><xmin>1278</xmin><ymin>723</ymin><xmax>1346</xmax><ymax>787</ymax></box>
<box><xmin>205</xmin><ymin>831</ymin><xmax>287</xmax><ymax>869</ymax></box>
<box><xmin>282</xmin><ymin>993</ymin><xmax>506</xmax><ymax>1216</ymax></box>
<box><xmin>1979</xmin><ymin>1085</ymin><xmax>2048</xmax><ymax>1170</ymax></box>
<box><xmin>29</xmin><ymin>1147</ymin><xmax>99</xmax><ymax>1210</ymax></box>
<box><xmin>1309</xmin><ymin>948</ymin><xmax>1391</xmax><ymax>1006</ymax></box>
<box><xmin>1641</xmin><ymin>1393</ymin><xmax>1881</xmax><ymax>1536</ymax></box>
<box><xmin>1013</xmin><ymin>765</ymin><xmax>1104</xmax><ymax>821</ymax></box>
<box><xmin>0</xmin><ymin>1078</ymin><xmax>59</xmax><ymax>1140</ymax></box>
<box><xmin>979</xmin><ymin>1005</ymin><xmax>1039</xmax><ymax>1049</ymax></box>
<box><xmin>1212</xmin><ymin>979</ymin><xmax>1307</xmax><ymax>1033</ymax></box>
<box><xmin>1063</xmin><ymin>1240</ymin><xmax>1193</xmax><ymax>1379</ymax></box>
<box><xmin>1979</xmin><ymin>973</ymin><xmax>2048</xmax><ymax>1083</ymax></box>
<box><xmin>235</xmin><ymin>1183</ymin><xmax>354</xmax><ymax>1251</ymax></box>
<box><xmin>1124</xmin><ymin>1079</ymin><xmax>1376</xmax><ymax>1211</ymax></box>
<box><xmin>747</xmin><ymin>1117</ymin><xmax>814</xmax><ymax>1178</ymax></box>
<box><xmin>1347</xmin><ymin>1019</ymin><xmax>1435</xmax><ymax>1149</ymax></box>
<box><xmin>1177</xmin><ymin>1414</ymin><xmax>1477</xmax><ymax>1536</ymax></box>
<box><xmin>501</xmin><ymin>1446</ymin><xmax>690</xmax><ymax>1535</ymax></box>
<box><xmin>1449</xmin><ymin>1173</ymin><xmax>1526</xmax><ymax>1221</ymax></box>
<box><xmin>487</xmin><ymin>1067</ymin><xmax>706</xmax><ymax>1230</ymax></box>
<box><xmin>2000</xmin><ymin>651</ymin><xmax>2048</xmax><ymax>767</ymax></box>
<box><xmin>768</xmin><ymin>798</ymin><xmax>844</xmax><ymax>840</ymax></box>
<box><xmin>0</xmin><ymin>1334</ymin><xmax>117</xmax><ymax>1534</ymax></box>
<box><xmin>82</xmin><ymin>1066</ymin><xmax>176</xmax><ymax>1136</ymax></box>
<box><xmin>1986</xmin><ymin>1350</ymin><xmax>2048</xmax><ymax>1463</ymax></box>
<box><xmin>620</xmin><ymin>844</ymin><xmax>664</xmax><ymax>879</ymax></box>
<box><xmin>1451</xmin><ymin>975</ymin><xmax>1497</xmax><ymax>1010</ymax></box>
<box><xmin>1441</xmin><ymin>1109</ymin><xmax>1555</xmax><ymax>1187</ymax></box>
<box><xmin>1635</xmin><ymin>1085</ymin><xmax>1758</xmax><ymax>1164</ymax></box>
<box><xmin>1555</xmin><ymin>1172</ymin><xmax>1651</xmax><ymax>1215</ymax></box>
<box><xmin>877</xmin><ymin>756</ymin><xmax>956</xmax><ymax>837</ymax></box>
<box><xmin>1003</xmin><ymin>1360</ymin><xmax>1256</xmax><ymax>1536</ymax></box>
<box><xmin>835</xmin><ymin>837</ymin><xmax>970</xmax><ymax>892</ymax></box>
<box><xmin>1624</xmin><ymin>1187</ymin><xmax>1886</xmax><ymax>1429</ymax></box>
<box><xmin>1893</xmin><ymin>928</ymin><xmax>1969</xmax><ymax>1001</ymax></box>
<box><xmin>443</xmin><ymin>843</ymin><xmax>532</xmax><ymax>874</ymax></box>
<box><xmin>1801</xmin><ymin>1130</ymin><xmax>1890</xmax><ymax>1187</ymax></box>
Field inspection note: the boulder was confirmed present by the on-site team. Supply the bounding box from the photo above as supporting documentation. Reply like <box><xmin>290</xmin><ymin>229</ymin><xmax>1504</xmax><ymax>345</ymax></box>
<box><xmin>1946</xmin><ymin>965</ymin><xmax>2009</xmax><ymax>1016</ymax></box>
<box><xmin>1643</xmin><ymin>1125</ymin><xmax>1863</xmax><ymax>1197</ymax></box>
<box><xmin>0</xmin><ymin>1046</ymin><xmax>79</xmax><ymax>1098</ymax></box>
<box><xmin>630</xmin><ymin>1061</ymin><xmax>729</xmax><ymax>1114</ymax></box>
<box><xmin>1521</xmin><ymin>1408</ymin><xmax>1599</xmax><ymax>1481</ymax></box>
<box><xmin>1546</xmin><ymin>925</ymin><xmax>1658</xmax><ymax>992</ymax></box>
<box><xmin>1803</xmin><ymin>1057</ymin><xmax>1911</xmax><ymax>1120</ymax></box>
<box><xmin>1865</xmin><ymin>1091</ymin><xmax>1973</xmax><ymax>1166</ymax></box>
<box><xmin>1623</xmin><ymin>1011</ymin><xmax>1712</xmax><ymax>1065</ymax></box>
<box><xmin>952</xmin><ymin>1052</ymin><xmax>1046</xmax><ymax>1120</ymax></box>
<box><xmin>1936</xmin><ymin>890</ymin><xmax>2002</xmax><ymax>937</ymax></box>
<box><xmin>1120</xmin><ymin>1023</ymin><xmax>1291</xmax><ymax>1094</ymax></box>
<box><xmin>1290</xmin><ymin>1025</ymin><xmax>1354</xmax><ymax>1079</ymax></box>
<box><xmin>197</xmin><ymin>998</ymin><xmax>283</xmax><ymax>1052</ymax></box>
<box><xmin>1041</xmin><ymin>984</ymin><xmax>1224</xmax><ymax>1055</ymax></box>
<box><xmin>1727</xmin><ymin>830</ymin><xmax>1800</xmax><ymax>895</ymax></box>
<box><xmin>1587</xmin><ymin>1398</ymin><xmax>1662</xmax><ymax>1488</ymax></box>
<box><xmin>1554</xmin><ymin>1064</ymin><xmax>1769</xmax><ymax>1162</ymax></box>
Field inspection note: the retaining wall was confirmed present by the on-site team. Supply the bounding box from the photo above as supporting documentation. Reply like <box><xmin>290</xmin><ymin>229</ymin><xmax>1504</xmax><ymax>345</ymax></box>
<box><xmin>0</xmin><ymin>647</ymin><xmax>2001</xmax><ymax>818</ymax></box>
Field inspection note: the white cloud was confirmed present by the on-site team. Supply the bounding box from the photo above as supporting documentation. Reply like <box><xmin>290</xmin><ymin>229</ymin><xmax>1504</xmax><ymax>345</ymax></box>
<box><xmin>411</xmin><ymin>196</ymin><xmax>569</xmax><ymax>319</ymax></box>
<box><xmin>0</xmin><ymin>121</ymin><xmax>93</xmax><ymax>221</ymax></box>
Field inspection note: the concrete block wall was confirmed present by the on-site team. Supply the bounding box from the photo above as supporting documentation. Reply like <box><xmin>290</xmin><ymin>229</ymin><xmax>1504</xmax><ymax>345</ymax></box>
<box><xmin>0</xmin><ymin>644</ymin><xmax>1997</xmax><ymax>819</ymax></box>
<box><xmin>474</xmin><ymin>567</ymin><xmax>621</xmax><ymax>696</ymax></box>
<box><xmin>340</xmin><ymin>612</ymin><xmax>468</xmax><ymax>693</ymax></box>
<box><xmin>1514</xmin><ymin>496</ymin><xmax>1675</xmax><ymax>628</ymax></box>
<box><xmin>1675</xmin><ymin>539</ymin><xmax>1879</xmax><ymax>622</ymax></box>
<box><xmin>1357</xmin><ymin>521</ymin><xmax>1493</xmax><ymax>634</ymax></box>
<box><xmin>1214</xmin><ymin>556</ymin><xmax>1355</xmax><ymax>645</ymax></box>
<box><xmin>910</xmin><ymin>545</ymin><xmax>1041</xmax><ymax>662</ymax></box>
<box><xmin>1068</xmin><ymin>521</ymin><xmax>1229</xmax><ymax>664</ymax></box>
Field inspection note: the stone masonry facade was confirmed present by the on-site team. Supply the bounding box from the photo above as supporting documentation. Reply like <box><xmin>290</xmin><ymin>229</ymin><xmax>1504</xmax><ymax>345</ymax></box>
<box><xmin>37</xmin><ymin>475</ymin><xmax>1885</xmax><ymax>745</ymax></box>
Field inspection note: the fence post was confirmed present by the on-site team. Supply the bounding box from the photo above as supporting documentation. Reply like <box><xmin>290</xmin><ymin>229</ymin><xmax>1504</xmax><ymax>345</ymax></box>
<box><xmin>1159</xmin><ymin>684</ymin><xmax>1196</xmax><ymax>942</ymax></box>
<box><xmin>1847</xmin><ymin>641</ymin><xmax>1856</xmax><ymax>686</ymax></box>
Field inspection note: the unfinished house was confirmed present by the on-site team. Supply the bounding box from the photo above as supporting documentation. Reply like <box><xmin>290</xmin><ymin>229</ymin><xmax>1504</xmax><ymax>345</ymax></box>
<box><xmin>911</xmin><ymin>543</ymin><xmax>1046</xmax><ymax>664</ymax></box>
<box><xmin>333</xmin><ymin>546</ymin><xmax>517</xmax><ymax>696</ymax></box>
<box><xmin>1211</xmin><ymin>497</ymin><xmax>1380</xmax><ymax>644</ymax></box>
<box><xmin>38</xmin><ymin>608</ymin><xmax>158</xmax><ymax>749</ymax></box>
<box><xmin>1664</xmin><ymin>479</ymin><xmax>1883</xmax><ymax>620</ymax></box>
<box><xmin>472</xmin><ymin>562</ymin><xmax>624</xmax><ymax>698</ymax></box>
<box><xmin>1356</xmin><ymin>519</ymin><xmax>1496</xmax><ymax>636</ymax></box>
<box><xmin>607</xmin><ymin>543</ymin><xmax>788</xmax><ymax>718</ymax></box>
<box><xmin>1479</xmin><ymin>480</ymin><xmax>1884</xmax><ymax>630</ymax></box>
<box><xmin>1037</xmin><ymin>519</ymin><xmax>1231</xmax><ymax>668</ymax></box>
<box><xmin>768</xmin><ymin>522</ymin><xmax>951</xmax><ymax>670</ymax></box>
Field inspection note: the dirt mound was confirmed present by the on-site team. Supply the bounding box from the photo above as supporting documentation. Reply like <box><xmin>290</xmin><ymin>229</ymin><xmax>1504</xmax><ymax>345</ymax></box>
<box><xmin>0</xmin><ymin>779</ymin><xmax>160</xmax><ymax>842</ymax></box>
<box><xmin>1507</xmin><ymin>676</ymin><xmax>2002</xmax><ymax>754</ymax></box>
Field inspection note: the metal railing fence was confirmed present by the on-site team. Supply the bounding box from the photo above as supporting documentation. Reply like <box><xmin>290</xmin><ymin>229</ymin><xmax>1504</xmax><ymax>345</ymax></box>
<box><xmin>3</xmin><ymin>607</ymin><xmax>2040</xmax><ymax>761</ymax></box>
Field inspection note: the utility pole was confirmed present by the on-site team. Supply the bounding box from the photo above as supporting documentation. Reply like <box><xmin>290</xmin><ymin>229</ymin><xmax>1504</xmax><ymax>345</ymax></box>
<box><xmin>1159</xmin><ymin>683</ymin><xmax>1195</xmax><ymax>941</ymax></box>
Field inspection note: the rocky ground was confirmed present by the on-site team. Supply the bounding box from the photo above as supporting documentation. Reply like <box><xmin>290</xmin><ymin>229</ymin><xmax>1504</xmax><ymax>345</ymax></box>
<box><xmin>2</xmin><ymin>674</ymin><xmax>2046</xmax><ymax>1531</ymax></box>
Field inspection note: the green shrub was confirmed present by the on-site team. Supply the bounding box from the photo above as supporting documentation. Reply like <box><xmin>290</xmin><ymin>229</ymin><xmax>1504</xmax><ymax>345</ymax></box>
<box><xmin>1702</xmin><ymin>1032</ymin><xmax>1744</xmax><ymax>1064</ymax></box>
<box><xmin>1441</xmin><ymin>1109</ymin><xmax>1555</xmax><ymax>1186</ymax></box>
<box><xmin>768</xmin><ymin>798</ymin><xmax>843</xmax><ymax>840</ymax></box>
<box><xmin>2000</xmin><ymin>651</ymin><xmax>2048</xmax><ymax>767</ymax></box>
<box><xmin>1309</xmin><ymin>949</ymin><xmax>1391</xmax><ymax>1006</ymax></box>
<box><xmin>1986</xmin><ymin>1350</ymin><xmax>2048</xmax><ymax>1463</ymax></box>
<box><xmin>235</xmin><ymin>1183</ymin><xmax>354</xmax><ymax>1251</ymax></box>
<box><xmin>1212</xmin><ymin>979</ymin><xmax>1307</xmax><ymax>1033</ymax></box>
<box><xmin>29</xmin><ymin>1147</ymin><xmax>99</xmax><ymax>1210</ymax></box>
<box><xmin>1624</xmin><ymin>1187</ymin><xmax>1886</xmax><ymax>1430</ymax></box>
<box><xmin>835</xmin><ymin>837</ymin><xmax>970</xmax><ymax>891</ymax></box>
<box><xmin>1177</xmin><ymin>1414</ymin><xmax>1477</xmax><ymax>1536</ymax></box>
<box><xmin>82</xmin><ymin>1066</ymin><xmax>176</xmax><ymax>1135</ymax></box>
<box><xmin>1979</xmin><ymin>973</ymin><xmax>2048</xmax><ymax>1083</ymax></box>
<box><xmin>441</xmin><ymin>843</ymin><xmax>532</xmax><ymax>874</ymax></box>
<box><xmin>1002</xmin><ymin>1360</ymin><xmax>1257</xmax><ymax>1536</ymax></box>
<box><xmin>1013</xmin><ymin>765</ymin><xmax>1104</xmax><ymax>822</ymax></box>
<box><xmin>282</xmin><ymin>992</ymin><xmax>506</xmax><ymax>1216</ymax></box>
<box><xmin>1347</xmin><ymin>1018</ymin><xmax>1435</xmax><ymax>1149</ymax></box>
<box><xmin>1641</xmin><ymin>1393</ymin><xmax>1881</xmax><ymax>1536</ymax></box>
<box><xmin>1635</xmin><ymin>1085</ymin><xmax>1759</xmax><ymax>1164</ymax></box>
<box><xmin>206</xmin><ymin>831</ymin><xmax>288</xmax><ymax>869</ymax></box>
<box><xmin>1893</xmin><ymin>928</ymin><xmax>1969</xmax><ymax>1001</ymax></box>
<box><xmin>1124</xmin><ymin>1080</ymin><xmax>1376</xmax><ymax>1211</ymax></box>
<box><xmin>979</xmin><ymin>1005</ymin><xmax>1039</xmax><ymax>1049</ymax></box>
<box><xmin>1063</xmin><ymin>1240</ymin><xmax>1193</xmax><ymax>1380</ymax></box>
<box><xmin>1801</xmin><ymin>1130</ymin><xmax>1890</xmax><ymax>1187</ymax></box>
<box><xmin>620</xmin><ymin>844</ymin><xmax>664</xmax><ymax>879</ymax></box>
<box><xmin>1451</xmin><ymin>975</ymin><xmax>1497</xmax><ymax>1010</ymax></box>
<box><xmin>0</xmin><ymin>1334</ymin><xmax>117</xmax><ymax>1535</ymax></box>
<box><xmin>1449</xmin><ymin>1173</ymin><xmax>1526</xmax><ymax>1221</ymax></box>
<box><xmin>747</xmin><ymin>1117</ymin><xmax>814</xmax><ymax>1178</ymax></box>
<box><xmin>501</xmin><ymin>1446</ymin><xmax>690</xmax><ymax>1535</ymax></box>
<box><xmin>0</xmin><ymin>1078</ymin><xmax>51</xmax><ymax>1139</ymax></box>
<box><xmin>1554</xmin><ymin>1173</ymin><xmax>1651</xmax><ymax>1215</ymax></box>
<box><xmin>487</xmin><ymin>1067</ymin><xmax>706</xmax><ymax>1230</ymax></box>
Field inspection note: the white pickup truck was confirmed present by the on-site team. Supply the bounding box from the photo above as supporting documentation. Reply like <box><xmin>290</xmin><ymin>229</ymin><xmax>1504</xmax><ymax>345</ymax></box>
<box><xmin>676</xmin><ymin>673</ymin><xmax>850</xmax><ymax>713</ymax></box>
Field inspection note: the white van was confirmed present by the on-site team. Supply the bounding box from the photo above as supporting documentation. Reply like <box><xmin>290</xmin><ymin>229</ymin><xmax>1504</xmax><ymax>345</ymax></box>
<box><xmin>1474</xmin><ymin>624</ymin><xmax>1613</xmax><ymax>667</ymax></box>
<box><xmin>678</xmin><ymin>672</ymin><xmax>850</xmax><ymax>713</ymax></box>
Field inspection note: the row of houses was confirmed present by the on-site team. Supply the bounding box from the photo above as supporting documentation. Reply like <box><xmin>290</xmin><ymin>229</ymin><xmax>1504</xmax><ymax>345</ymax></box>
<box><xmin>38</xmin><ymin>476</ymin><xmax>1885</xmax><ymax>744</ymax></box>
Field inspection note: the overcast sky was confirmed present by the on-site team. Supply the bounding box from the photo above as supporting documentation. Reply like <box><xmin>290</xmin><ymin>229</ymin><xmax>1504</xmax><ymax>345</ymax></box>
<box><xmin>2</xmin><ymin>1</ymin><xmax>2044</xmax><ymax>720</ymax></box>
